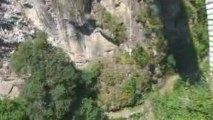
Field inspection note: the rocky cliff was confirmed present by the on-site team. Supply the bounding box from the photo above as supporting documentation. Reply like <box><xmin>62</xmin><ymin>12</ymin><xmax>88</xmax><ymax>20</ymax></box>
<box><xmin>0</xmin><ymin>0</ymin><xmax>165</xmax><ymax>98</ymax></box>
<box><xmin>1</xmin><ymin>0</ymin><xmax>150</xmax><ymax>66</ymax></box>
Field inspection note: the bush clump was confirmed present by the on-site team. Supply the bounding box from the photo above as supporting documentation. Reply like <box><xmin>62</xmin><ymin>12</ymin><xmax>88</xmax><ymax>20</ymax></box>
<box><xmin>74</xmin><ymin>98</ymin><xmax>106</xmax><ymax>120</ymax></box>
<box><xmin>94</xmin><ymin>5</ymin><xmax>127</xmax><ymax>45</ymax></box>
<box><xmin>151</xmin><ymin>82</ymin><xmax>213</xmax><ymax>120</ymax></box>
<box><xmin>132</xmin><ymin>47</ymin><xmax>150</xmax><ymax>67</ymax></box>
<box><xmin>97</xmin><ymin>58</ymin><xmax>151</xmax><ymax>111</ymax></box>
<box><xmin>11</xmin><ymin>32</ymin><xmax>80</xmax><ymax>120</ymax></box>
<box><xmin>100</xmin><ymin>12</ymin><xmax>126</xmax><ymax>45</ymax></box>
<box><xmin>185</xmin><ymin>0</ymin><xmax>208</xmax><ymax>59</ymax></box>
<box><xmin>0</xmin><ymin>99</ymin><xmax>27</xmax><ymax>120</ymax></box>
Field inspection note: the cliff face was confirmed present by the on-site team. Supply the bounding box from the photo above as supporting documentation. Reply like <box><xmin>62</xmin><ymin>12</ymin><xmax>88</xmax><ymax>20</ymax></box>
<box><xmin>8</xmin><ymin>0</ymin><xmax>149</xmax><ymax>67</ymax></box>
<box><xmin>0</xmin><ymin>0</ymin><xmax>148</xmax><ymax>67</ymax></box>
<box><xmin>15</xmin><ymin>0</ymin><xmax>126</xmax><ymax>67</ymax></box>
<box><xmin>0</xmin><ymin>0</ymin><xmax>164</xmax><ymax>98</ymax></box>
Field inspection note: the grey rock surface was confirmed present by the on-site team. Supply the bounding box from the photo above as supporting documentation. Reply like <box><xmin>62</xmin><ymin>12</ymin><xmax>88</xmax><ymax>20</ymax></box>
<box><xmin>17</xmin><ymin>0</ymin><xmax>119</xmax><ymax>68</ymax></box>
<box><xmin>0</xmin><ymin>0</ymin><xmax>154</xmax><ymax>98</ymax></box>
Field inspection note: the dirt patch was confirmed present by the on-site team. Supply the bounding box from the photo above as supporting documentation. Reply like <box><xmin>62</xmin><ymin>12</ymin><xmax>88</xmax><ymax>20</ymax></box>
<box><xmin>106</xmin><ymin>100</ymin><xmax>154</xmax><ymax>120</ymax></box>
<box><xmin>160</xmin><ymin>74</ymin><xmax>180</xmax><ymax>94</ymax></box>
<box><xmin>106</xmin><ymin>74</ymin><xmax>180</xmax><ymax>119</ymax></box>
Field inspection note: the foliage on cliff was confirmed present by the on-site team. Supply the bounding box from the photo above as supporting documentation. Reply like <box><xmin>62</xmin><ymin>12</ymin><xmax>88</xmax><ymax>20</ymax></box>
<box><xmin>185</xmin><ymin>0</ymin><xmax>208</xmax><ymax>59</ymax></box>
<box><xmin>0</xmin><ymin>99</ymin><xmax>27</xmax><ymax>120</ymax></box>
<box><xmin>10</xmin><ymin>32</ymin><xmax>106</xmax><ymax>120</ymax></box>
<box><xmin>97</xmin><ymin>58</ymin><xmax>151</xmax><ymax>111</ymax></box>
<box><xmin>11</xmin><ymin>32</ymin><xmax>79</xmax><ymax>119</ymax></box>
<box><xmin>4</xmin><ymin>0</ymin><xmax>210</xmax><ymax>119</ymax></box>
<box><xmin>93</xmin><ymin>4</ymin><xmax>127</xmax><ymax>45</ymax></box>
<box><xmin>152</xmin><ymin>81</ymin><xmax>213</xmax><ymax>120</ymax></box>
<box><xmin>74</xmin><ymin>98</ymin><xmax>106</xmax><ymax>120</ymax></box>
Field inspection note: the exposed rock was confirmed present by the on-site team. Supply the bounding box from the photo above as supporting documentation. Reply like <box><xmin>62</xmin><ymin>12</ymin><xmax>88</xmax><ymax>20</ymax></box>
<box><xmin>0</xmin><ymin>80</ymin><xmax>23</xmax><ymax>98</ymax></box>
<box><xmin>84</xmin><ymin>30</ymin><xmax>116</xmax><ymax>57</ymax></box>
<box><xmin>0</xmin><ymin>0</ymin><xmax>35</xmax><ymax>61</ymax></box>
<box><xmin>0</xmin><ymin>0</ymin><xmax>166</xmax><ymax>99</ymax></box>
<box><xmin>0</xmin><ymin>82</ymin><xmax>13</xmax><ymax>97</ymax></box>
<box><xmin>0</xmin><ymin>0</ymin><xmax>35</xmax><ymax>42</ymax></box>
<box><xmin>8</xmin><ymin>85</ymin><xmax>20</xmax><ymax>98</ymax></box>
<box><xmin>2</xmin><ymin>0</ymin><xmax>148</xmax><ymax>69</ymax></box>
<box><xmin>0</xmin><ymin>0</ymin><xmax>150</xmax><ymax>66</ymax></box>
<box><xmin>100</xmin><ymin>0</ymin><xmax>144</xmax><ymax>47</ymax></box>
<box><xmin>14</xmin><ymin>0</ymin><xmax>121</xmax><ymax>68</ymax></box>
<box><xmin>0</xmin><ymin>60</ymin><xmax>23</xmax><ymax>98</ymax></box>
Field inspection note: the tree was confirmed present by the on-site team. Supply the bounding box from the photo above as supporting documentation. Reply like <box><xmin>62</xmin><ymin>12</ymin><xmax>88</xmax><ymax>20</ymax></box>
<box><xmin>75</xmin><ymin>98</ymin><xmax>106</xmax><ymax>120</ymax></box>
<box><xmin>152</xmin><ymin>82</ymin><xmax>213</xmax><ymax>120</ymax></box>
<box><xmin>0</xmin><ymin>99</ymin><xmax>27</xmax><ymax>120</ymax></box>
<box><xmin>11</xmin><ymin>32</ymin><xmax>80</xmax><ymax>120</ymax></box>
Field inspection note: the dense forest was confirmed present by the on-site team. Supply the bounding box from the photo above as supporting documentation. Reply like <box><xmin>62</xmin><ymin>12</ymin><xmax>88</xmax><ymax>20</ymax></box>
<box><xmin>0</xmin><ymin>0</ymin><xmax>212</xmax><ymax>120</ymax></box>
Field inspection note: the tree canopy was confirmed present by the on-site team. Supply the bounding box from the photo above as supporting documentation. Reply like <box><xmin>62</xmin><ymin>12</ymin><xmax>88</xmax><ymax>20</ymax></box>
<box><xmin>11</xmin><ymin>32</ymin><xmax>79</xmax><ymax>120</ymax></box>
<box><xmin>0</xmin><ymin>99</ymin><xmax>26</xmax><ymax>120</ymax></box>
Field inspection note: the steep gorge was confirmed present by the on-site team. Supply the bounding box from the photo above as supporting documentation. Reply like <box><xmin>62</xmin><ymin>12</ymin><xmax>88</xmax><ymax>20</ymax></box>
<box><xmin>0</xmin><ymin>0</ymin><xmax>209</xmax><ymax>119</ymax></box>
<box><xmin>0</xmin><ymin>0</ymin><xmax>166</xmax><ymax>98</ymax></box>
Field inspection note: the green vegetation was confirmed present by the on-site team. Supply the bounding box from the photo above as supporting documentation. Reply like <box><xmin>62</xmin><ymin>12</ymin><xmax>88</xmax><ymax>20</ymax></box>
<box><xmin>110</xmin><ymin>118</ymin><xmax>126</xmax><ymax>120</ymax></box>
<box><xmin>151</xmin><ymin>82</ymin><xmax>213</xmax><ymax>120</ymax></box>
<box><xmin>129</xmin><ymin>113</ymin><xmax>146</xmax><ymax>120</ymax></box>
<box><xmin>116</xmin><ymin>46</ymin><xmax>154</xmax><ymax>72</ymax></box>
<box><xmin>132</xmin><ymin>47</ymin><xmax>150</xmax><ymax>67</ymax></box>
<box><xmin>75</xmin><ymin>98</ymin><xmax>106</xmax><ymax>120</ymax></box>
<box><xmin>0</xmin><ymin>99</ymin><xmax>26</xmax><ymax>120</ymax></box>
<box><xmin>136</xmin><ymin>3</ymin><xmax>162</xmax><ymax>30</ymax></box>
<box><xmin>10</xmin><ymin>32</ymin><xmax>106</xmax><ymax>120</ymax></box>
<box><xmin>98</xmin><ymin>59</ymin><xmax>150</xmax><ymax>111</ymax></box>
<box><xmin>161</xmin><ymin>54</ymin><xmax>177</xmax><ymax>75</ymax></box>
<box><xmin>100</xmin><ymin>12</ymin><xmax>126</xmax><ymax>45</ymax></box>
<box><xmin>2</xmin><ymin>0</ymin><xmax>209</xmax><ymax>120</ymax></box>
<box><xmin>136</xmin><ymin>0</ymin><xmax>168</xmax><ymax>74</ymax></box>
<box><xmin>80</xmin><ymin>61</ymin><xmax>103</xmax><ymax>98</ymax></box>
<box><xmin>94</xmin><ymin>5</ymin><xmax>126</xmax><ymax>45</ymax></box>
<box><xmin>116</xmin><ymin>52</ymin><xmax>135</xmax><ymax>64</ymax></box>
<box><xmin>184</xmin><ymin>0</ymin><xmax>208</xmax><ymax>59</ymax></box>
<box><xmin>11</xmin><ymin>32</ymin><xmax>79</xmax><ymax>120</ymax></box>
<box><xmin>109</xmin><ymin>113</ymin><xmax>145</xmax><ymax>120</ymax></box>
<box><xmin>81</xmin><ymin>61</ymin><xmax>102</xmax><ymax>83</ymax></box>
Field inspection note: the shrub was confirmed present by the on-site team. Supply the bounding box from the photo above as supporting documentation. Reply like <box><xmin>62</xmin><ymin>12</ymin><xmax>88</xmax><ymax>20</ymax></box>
<box><xmin>11</xmin><ymin>32</ymin><xmax>80</xmax><ymax>120</ymax></box>
<box><xmin>132</xmin><ymin>47</ymin><xmax>150</xmax><ymax>67</ymax></box>
<box><xmin>96</xmin><ymin>8</ymin><xmax>127</xmax><ymax>45</ymax></box>
<box><xmin>110</xmin><ymin>118</ymin><xmax>126</xmax><ymax>120</ymax></box>
<box><xmin>75</xmin><ymin>98</ymin><xmax>106</xmax><ymax>120</ymax></box>
<box><xmin>151</xmin><ymin>82</ymin><xmax>213</xmax><ymax>120</ymax></box>
<box><xmin>98</xmin><ymin>59</ymin><xmax>151</xmax><ymax>111</ymax></box>
<box><xmin>81</xmin><ymin>61</ymin><xmax>103</xmax><ymax>98</ymax></box>
<box><xmin>81</xmin><ymin>61</ymin><xmax>102</xmax><ymax>83</ymax></box>
<box><xmin>116</xmin><ymin>52</ymin><xmax>135</xmax><ymax>64</ymax></box>
<box><xmin>120</xmin><ymin>77</ymin><xmax>137</xmax><ymax>106</ymax></box>
<box><xmin>184</xmin><ymin>0</ymin><xmax>208</xmax><ymax>59</ymax></box>
<box><xmin>129</xmin><ymin>113</ymin><xmax>145</xmax><ymax>120</ymax></box>
<box><xmin>0</xmin><ymin>99</ymin><xmax>27</xmax><ymax>120</ymax></box>
<box><xmin>136</xmin><ymin>3</ymin><xmax>162</xmax><ymax>31</ymax></box>
<box><xmin>164</xmin><ymin>54</ymin><xmax>176</xmax><ymax>72</ymax></box>
<box><xmin>136</xmin><ymin>1</ymin><xmax>167</xmax><ymax>70</ymax></box>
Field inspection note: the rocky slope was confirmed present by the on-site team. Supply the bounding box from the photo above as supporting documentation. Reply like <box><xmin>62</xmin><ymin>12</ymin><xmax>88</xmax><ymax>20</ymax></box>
<box><xmin>0</xmin><ymin>0</ymin><xmax>34</xmax><ymax>98</ymax></box>
<box><xmin>0</xmin><ymin>0</ymin><xmax>164</xmax><ymax>98</ymax></box>
<box><xmin>2</xmin><ymin>0</ymin><xmax>149</xmax><ymax>67</ymax></box>
<box><xmin>0</xmin><ymin>0</ymin><xmax>152</xmax><ymax>65</ymax></box>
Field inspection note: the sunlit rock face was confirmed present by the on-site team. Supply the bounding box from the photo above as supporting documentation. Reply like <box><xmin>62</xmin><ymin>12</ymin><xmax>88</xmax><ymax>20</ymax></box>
<box><xmin>0</xmin><ymin>0</ymin><xmax>34</xmax><ymax>60</ymax></box>
<box><xmin>16</xmin><ymin>0</ymin><xmax>118</xmax><ymax>68</ymax></box>
<box><xmin>0</xmin><ymin>0</ymin><xmax>128</xmax><ymax>98</ymax></box>
<box><xmin>0</xmin><ymin>0</ymin><xmax>168</xmax><ymax>99</ymax></box>
<box><xmin>101</xmin><ymin>0</ymin><xmax>144</xmax><ymax>41</ymax></box>
<box><xmin>0</xmin><ymin>60</ymin><xmax>23</xmax><ymax>98</ymax></box>
<box><xmin>0</xmin><ymin>0</ymin><xmax>145</xmax><ymax>68</ymax></box>
<box><xmin>0</xmin><ymin>0</ymin><xmax>151</xmax><ymax>69</ymax></box>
